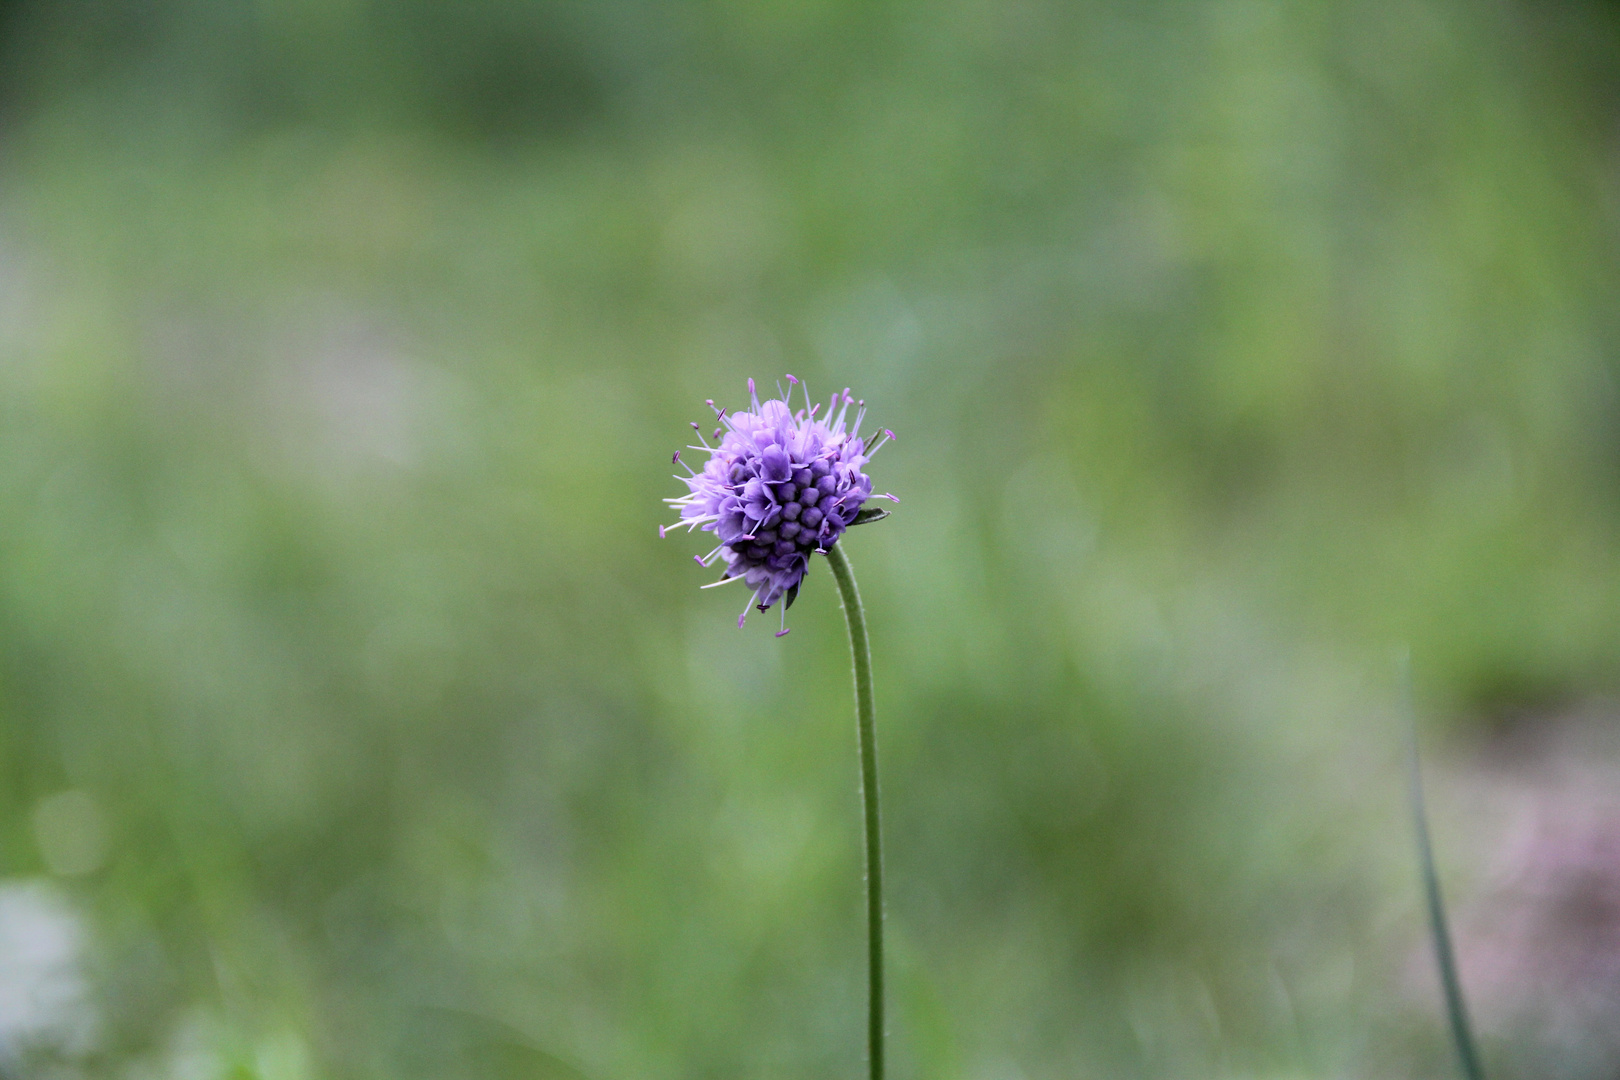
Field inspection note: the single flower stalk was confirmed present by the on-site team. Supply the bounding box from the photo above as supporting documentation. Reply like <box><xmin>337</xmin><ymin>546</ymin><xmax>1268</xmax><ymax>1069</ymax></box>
<box><xmin>664</xmin><ymin>376</ymin><xmax>897</xmax><ymax>1080</ymax></box>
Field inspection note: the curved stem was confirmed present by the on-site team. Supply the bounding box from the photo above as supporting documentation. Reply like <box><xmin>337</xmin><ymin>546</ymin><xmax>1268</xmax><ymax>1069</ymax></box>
<box><xmin>1401</xmin><ymin>654</ymin><xmax>1485</xmax><ymax>1080</ymax></box>
<box><xmin>825</xmin><ymin>542</ymin><xmax>883</xmax><ymax>1080</ymax></box>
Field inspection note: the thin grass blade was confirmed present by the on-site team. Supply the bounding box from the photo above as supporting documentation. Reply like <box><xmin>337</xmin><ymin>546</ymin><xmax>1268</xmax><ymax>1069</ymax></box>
<box><xmin>1400</xmin><ymin>652</ymin><xmax>1486</xmax><ymax>1080</ymax></box>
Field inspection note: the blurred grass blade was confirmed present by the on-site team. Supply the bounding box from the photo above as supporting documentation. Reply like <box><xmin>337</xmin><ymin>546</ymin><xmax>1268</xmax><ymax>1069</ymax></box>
<box><xmin>1399</xmin><ymin>653</ymin><xmax>1485</xmax><ymax>1080</ymax></box>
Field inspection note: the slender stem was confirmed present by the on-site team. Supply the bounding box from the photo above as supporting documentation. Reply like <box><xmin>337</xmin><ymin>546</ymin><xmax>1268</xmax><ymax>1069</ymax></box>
<box><xmin>1400</xmin><ymin>656</ymin><xmax>1485</xmax><ymax>1080</ymax></box>
<box><xmin>825</xmin><ymin>542</ymin><xmax>883</xmax><ymax>1080</ymax></box>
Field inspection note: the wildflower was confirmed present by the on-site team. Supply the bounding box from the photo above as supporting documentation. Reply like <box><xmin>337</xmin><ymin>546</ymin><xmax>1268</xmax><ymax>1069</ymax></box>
<box><xmin>665</xmin><ymin>376</ymin><xmax>895</xmax><ymax>634</ymax></box>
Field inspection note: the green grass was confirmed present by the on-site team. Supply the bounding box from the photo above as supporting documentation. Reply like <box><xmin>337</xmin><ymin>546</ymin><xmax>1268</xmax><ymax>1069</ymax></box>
<box><xmin>0</xmin><ymin>0</ymin><xmax>1617</xmax><ymax>1076</ymax></box>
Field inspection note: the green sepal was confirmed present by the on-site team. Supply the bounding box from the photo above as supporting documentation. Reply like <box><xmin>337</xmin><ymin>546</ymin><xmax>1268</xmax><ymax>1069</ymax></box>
<box><xmin>850</xmin><ymin>507</ymin><xmax>891</xmax><ymax>527</ymax></box>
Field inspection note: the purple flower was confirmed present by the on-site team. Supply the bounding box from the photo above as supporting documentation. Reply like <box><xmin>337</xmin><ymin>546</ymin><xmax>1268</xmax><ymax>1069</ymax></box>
<box><xmin>665</xmin><ymin>377</ymin><xmax>896</xmax><ymax>634</ymax></box>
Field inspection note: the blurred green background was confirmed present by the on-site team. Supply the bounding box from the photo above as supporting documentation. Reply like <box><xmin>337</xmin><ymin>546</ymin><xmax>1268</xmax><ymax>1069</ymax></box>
<box><xmin>1</xmin><ymin>0</ymin><xmax>1620</xmax><ymax>1077</ymax></box>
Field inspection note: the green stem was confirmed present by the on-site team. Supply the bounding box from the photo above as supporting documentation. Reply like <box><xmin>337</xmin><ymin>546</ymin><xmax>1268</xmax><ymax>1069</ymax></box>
<box><xmin>1400</xmin><ymin>657</ymin><xmax>1485</xmax><ymax>1080</ymax></box>
<box><xmin>825</xmin><ymin>542</ymin><xmax>883</xmax><ymax>1080</ymax></box>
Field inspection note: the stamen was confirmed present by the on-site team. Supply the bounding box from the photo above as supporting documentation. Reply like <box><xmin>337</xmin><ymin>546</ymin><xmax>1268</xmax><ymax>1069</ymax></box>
<box><xmin>658</xmin><ymin>525</ymin><xmax>666</xmax><ymax>538</ymax></box>
<box><xmin>738</xmin><ymin>589</ymin><xmax>760</xmax><ymax>628</ymax></box>
<box><xmin>701</xmin><ymin>574</ymin><xmax>744</xmax><ymax>589</ymax></box>
<box><xmin>832</xmin><ymin>394</ymin><xmax>851</xmax><ymax>433</ymax></box>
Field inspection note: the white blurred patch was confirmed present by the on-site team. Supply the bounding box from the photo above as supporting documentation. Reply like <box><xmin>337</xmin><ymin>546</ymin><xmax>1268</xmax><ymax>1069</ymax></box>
<box><xmin>296</xmin><ymin>323</ymin><xmax>423</xmax><ymax>467</ymax></box>
<box><xmin>0</xmin><ymin>879</ymin><xmax>96</xmax><ymax>1062</ymax></box>
<box><xmin>154</xmin><ymin>1012</ymin><xmax>312</xmax><ymax>1080</ymax></box>
<box><xmin>166</xmin><ymin>1011</ymin><xmax>225</xmax><ymax>1080</ymax></box>
<box><xmin>33</xmin><ymin>790</ymin><xmax>109</xmax><ymax>877</ymax></box>
<box><xmin>260</xmin><ymin>316</ymin><xmax>463</xmax><ymax>479</ymax></box>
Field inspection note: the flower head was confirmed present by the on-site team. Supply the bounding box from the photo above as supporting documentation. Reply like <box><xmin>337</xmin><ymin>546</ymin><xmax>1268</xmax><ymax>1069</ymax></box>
<box><xmin>666</xmin><ymin>377</ymin><xmax>895</xmax><ymax>634</ymax></box>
